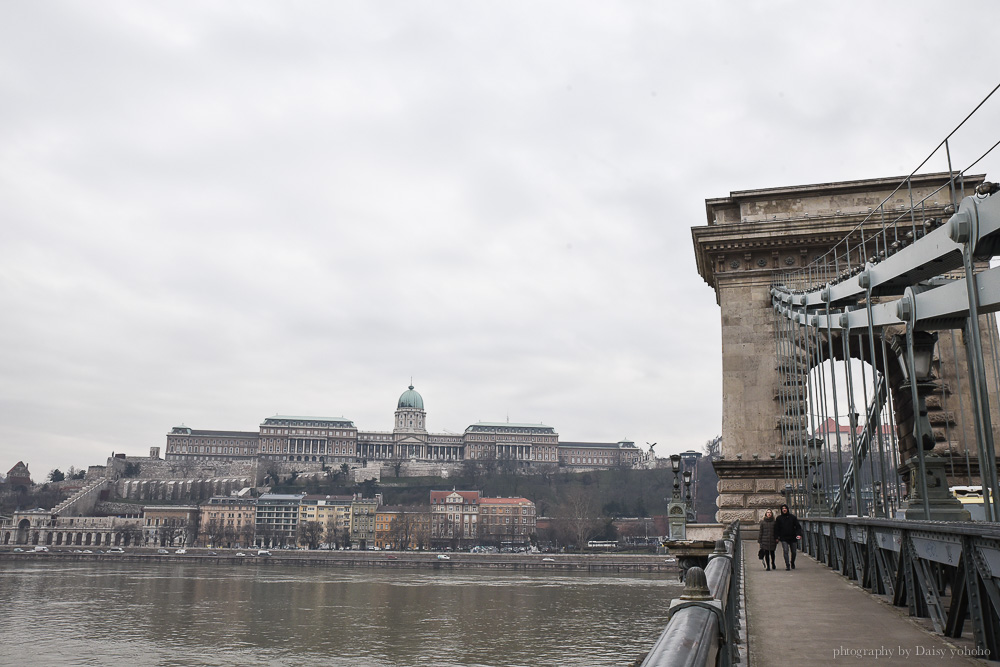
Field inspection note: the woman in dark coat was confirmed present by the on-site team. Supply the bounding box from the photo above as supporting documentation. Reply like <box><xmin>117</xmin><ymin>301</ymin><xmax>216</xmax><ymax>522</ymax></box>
<box><xmin>757</xmin><ymin>509</ymin><xmax>777</xmax><ymax>571</ymax></box>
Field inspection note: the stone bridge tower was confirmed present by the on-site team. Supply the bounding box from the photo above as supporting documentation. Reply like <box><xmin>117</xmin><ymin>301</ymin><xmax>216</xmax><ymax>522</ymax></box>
<box><xmin>691</xmin><ymin>173</ymin><xmax>992</xmax><ymax>524</ymax></box>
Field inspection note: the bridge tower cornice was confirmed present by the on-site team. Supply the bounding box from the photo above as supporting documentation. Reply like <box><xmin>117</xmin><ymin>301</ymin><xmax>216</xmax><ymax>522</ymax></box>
<box><xmin>691</xmin><ymin>172</ymin><xmax>978</xmax><ymax>301</ymax></box>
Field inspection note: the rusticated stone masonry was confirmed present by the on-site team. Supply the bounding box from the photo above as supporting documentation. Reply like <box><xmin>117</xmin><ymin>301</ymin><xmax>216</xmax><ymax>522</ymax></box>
<box><xmin>713</xmin><ymin>460</ymin><xmax>786</xmax><ymax>523</ymax></box>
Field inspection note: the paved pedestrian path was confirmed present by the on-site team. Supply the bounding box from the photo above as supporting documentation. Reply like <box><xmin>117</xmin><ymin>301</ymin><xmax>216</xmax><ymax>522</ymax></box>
<box><xmin>744</xmin><ymin>545</ymin><xmax>992</xmax><ymax>666</ymax></box>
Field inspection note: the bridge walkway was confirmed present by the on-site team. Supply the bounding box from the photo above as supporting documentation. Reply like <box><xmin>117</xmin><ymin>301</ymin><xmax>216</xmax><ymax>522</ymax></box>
<box><xmin>744</xmin><ymin>547</ymin><xmax>991</xmax><ymax>666</ymax></box>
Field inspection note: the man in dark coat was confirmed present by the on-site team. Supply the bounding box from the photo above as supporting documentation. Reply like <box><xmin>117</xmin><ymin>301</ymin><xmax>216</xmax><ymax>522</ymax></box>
<box><xmin>774</xmin><ymin>503</ymin><xmax>802</xmax><ymax>570</ymax></box>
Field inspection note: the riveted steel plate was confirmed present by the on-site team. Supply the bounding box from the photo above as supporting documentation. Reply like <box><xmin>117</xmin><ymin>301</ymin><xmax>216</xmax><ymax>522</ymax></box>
<box><xmin>850</xmin><ymin>525</ymin><xmax>868</xmax><ymax>544</ymax></box>
<box><xmin>874</xmin><ymin>528</ymin><xmax>901</xmax><ymax>552</ymax></box>
<box><xmin>822</xmin><ymin>524</ymin><xmax>831</xmax><ymax>536</ymax></box>
<box><xmin>910</xmin><ymin>531</ymin><xmax>962</xmax><ymax>566</ymax></box>
<box><xmin>834</xmin><ymin>524</ymin><xmax>846</xmax><ymax>539</ymax></box>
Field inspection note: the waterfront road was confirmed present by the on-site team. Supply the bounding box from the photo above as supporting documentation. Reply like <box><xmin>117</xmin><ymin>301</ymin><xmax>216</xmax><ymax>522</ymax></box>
<box><xmin>744</xmin><ymin>547</ymin><xmax>991</xmax><ymax>665</ymax></box>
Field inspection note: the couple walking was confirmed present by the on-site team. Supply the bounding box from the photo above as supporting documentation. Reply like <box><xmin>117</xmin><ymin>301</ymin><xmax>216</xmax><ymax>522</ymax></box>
<box><xmin>757</xmin><ymin>504</ymin><xmax>801</xmax><ymax>571</ymax></box>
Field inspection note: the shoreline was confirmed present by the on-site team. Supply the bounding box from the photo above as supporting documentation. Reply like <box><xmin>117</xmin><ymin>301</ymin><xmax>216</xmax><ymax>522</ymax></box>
<box><xmin>0</xmin><ymin>548</ymin><xmax>677</xmax><ymax>572</ymax></box>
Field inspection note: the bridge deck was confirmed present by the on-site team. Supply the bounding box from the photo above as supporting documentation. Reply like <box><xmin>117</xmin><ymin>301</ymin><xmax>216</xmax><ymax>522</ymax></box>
<box><xmin>744</xmin><ymin>548</ymin><xmax>990</xmax><ymax>665</ymax></box>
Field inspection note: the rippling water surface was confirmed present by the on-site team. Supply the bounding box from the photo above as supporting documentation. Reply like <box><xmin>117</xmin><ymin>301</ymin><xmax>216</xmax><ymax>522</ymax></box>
<box><xmin>0</xmin><ymin>560</ymin><xmax>680</xmax><ymax>666</ymax></box>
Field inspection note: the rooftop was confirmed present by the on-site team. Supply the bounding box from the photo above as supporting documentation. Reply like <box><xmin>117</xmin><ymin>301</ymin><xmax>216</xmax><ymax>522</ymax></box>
<box><xmin>561</xmin><ymin>441</ymin><xmax>635</xmax><ymax>449</ymax></box>
<box><xmin>467</xmin><ymin>422</ymin><xmax>555</xmax><ymax>431</ymax></box>
<box><xmin>480</xmin><ymin>497</ymin><xmax>533</xmax><ymax>504</ymax></box>
<box><xmin>263</xmin><ymin>416</ymin><xmax>355</xmax><ymax>425</ymax></box>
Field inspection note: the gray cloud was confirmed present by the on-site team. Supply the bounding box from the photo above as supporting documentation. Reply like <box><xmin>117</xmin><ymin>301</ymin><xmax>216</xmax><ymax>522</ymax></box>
<box><xmin>1</xmin><ymin>1</ymin><xmax>998</xmax><ymax>477</ymax></box>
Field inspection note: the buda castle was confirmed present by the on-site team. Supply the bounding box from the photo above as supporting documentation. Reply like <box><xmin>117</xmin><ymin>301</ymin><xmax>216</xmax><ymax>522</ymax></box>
<box><xmin>164</xmin><ymin>385</ymin><xmax>646</xmax><ymax>472</ymax></box>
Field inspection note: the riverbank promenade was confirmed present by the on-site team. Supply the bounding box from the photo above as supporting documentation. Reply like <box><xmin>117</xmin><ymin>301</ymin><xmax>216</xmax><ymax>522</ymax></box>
<box><xmin>744</xmin><ymin>549</ymin><xmax>991</xmax><ymax>666</ymax></box>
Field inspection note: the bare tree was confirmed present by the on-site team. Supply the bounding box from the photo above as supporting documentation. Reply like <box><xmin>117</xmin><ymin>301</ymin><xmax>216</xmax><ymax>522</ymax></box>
<box><xmin>389</xmin><ymin>450</ymin><xmax>407</xmax><ymax>478</ymax></box>
<box><xmin>256</xmin><ymin>522</ymin><xmax>275</xmax><ymax>549</ymax></box>
<box><xmin>497</xmin><ymin>455</ymin><xmax>521</xmax><ymax>496</ymax></box>
<box><xmin>325</xmin><ymin>516</ymin><xmax>339</xmax><ymax>549</ymax></box>
<box><xmin>167</xmin><ymin>520</ymin><xmax>189</xmax><ymax>547</ymax></box>
<box><xmin>173</xmin><ymin>459</ymin><xmax>197</xmax><ymax>479</ymax></box>
<box><xmin>298</xmin><ymin>521</ymin><xmax>324</xmax><ymax>550</ymax></box>
<box><xmin>240</xmin><ymin>522</ymin><xmax>256</xmax><ymax>549</ymax></box>
<box><xmin>206</xmin><ymin>519</ymin><xmax>227</xmax><ymax>547</ymax></box>
<box><xmin>460</xmin><ymin>460</ymin><xmax>482</xmax><ymax>488</ymax></box>
<box><xmin>479</xmin><ymin>449</ymin><xmax>497</xmax><ymax>477</ymax></box>
<box><xmin>340</xmin><ymin>526</ymin><xmax>352</xmax><ymax>550</ymax></box>
<box><xmin>557</xmin><ymin>488</ymin><xmax>601</xmax><ymax>549</ymax></box>
<box><xmin>389</xmin><ymin>511</ymin><xmax>417</xmax><ymax>551</ymax></box>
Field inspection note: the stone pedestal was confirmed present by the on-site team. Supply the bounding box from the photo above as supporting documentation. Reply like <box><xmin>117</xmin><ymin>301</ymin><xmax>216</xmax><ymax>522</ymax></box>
<box><xmin>713</xmin><ymin>459</ymin><xmax>787</xmax><ymax>524</ymax></box>
<box><xmin>900</xmin><ymin>454</ymin><xmax>971</xmax><ymax>521</ymax></box>
<box><xmin>664</xmin><ymin>540</ymin><xmax>717</xmax><ymax>582</ymax></box>
<box><xmin>667</xmin><ymin>500</ymin><xmax>687</xmax><ymax>540</ymax></box>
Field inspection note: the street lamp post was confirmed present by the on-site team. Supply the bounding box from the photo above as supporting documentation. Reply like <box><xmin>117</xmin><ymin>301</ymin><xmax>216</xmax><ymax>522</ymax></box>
<box><xmin>667</xmin><ymin>455</ymin><xmax>686</xmax><ymax>540</ymax></box>
<box><xmin>682</xmin><ymin>469</ymin><xmax>695</xmax><ymax>522</ymax></box>
<box><xmin>874</xmin><ymin>480</ymin><xmax>885</xmax><ymax>518</ymax></box>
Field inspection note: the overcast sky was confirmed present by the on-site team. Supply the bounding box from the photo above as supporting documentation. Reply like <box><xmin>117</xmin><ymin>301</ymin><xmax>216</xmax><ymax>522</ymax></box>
<box><xmin>2</xmin><ymin>1</ymin><xmax>999</xmax><ymax>480</ymax></box>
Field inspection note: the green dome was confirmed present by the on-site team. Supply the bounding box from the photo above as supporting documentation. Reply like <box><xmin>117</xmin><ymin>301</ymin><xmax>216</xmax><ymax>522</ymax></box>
<box><xmin>397</xmin><ymin>385</ymin><xmax>424</xmax><ymax>410</ymax></box>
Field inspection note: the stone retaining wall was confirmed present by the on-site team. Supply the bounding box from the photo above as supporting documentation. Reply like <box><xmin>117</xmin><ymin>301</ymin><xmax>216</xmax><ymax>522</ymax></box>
<box><xmin>115</xmin><ymin>477</ymin><xmax>252</xmax><ymax>503</ymax></box>
<box><xmin>94</xmin><ymin>502</ymin><xmax>143</xmax><ymax>516</ymax></box>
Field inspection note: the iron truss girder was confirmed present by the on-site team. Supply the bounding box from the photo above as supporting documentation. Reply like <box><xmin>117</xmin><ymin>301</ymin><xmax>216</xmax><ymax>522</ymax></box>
<box><xmin>804</xmin><ymin>518</ymin><xmax>1000</xmax><ymax>657</ymax></box>
<box><xmin>771</xmin><ymin>192</ymin><xmax>1000</xmax><ymax>331</ymax></box>
<box><xmin>969</xmin><ymin>537</ymin><xmax>1000</xmax><ymax>656</ymax></box>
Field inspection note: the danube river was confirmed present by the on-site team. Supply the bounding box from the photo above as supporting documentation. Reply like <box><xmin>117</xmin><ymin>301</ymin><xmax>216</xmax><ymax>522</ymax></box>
<box><xmin>0</xmin><ymin>560</ymin><xmax>681</xmax><ymax>666</ymax></box>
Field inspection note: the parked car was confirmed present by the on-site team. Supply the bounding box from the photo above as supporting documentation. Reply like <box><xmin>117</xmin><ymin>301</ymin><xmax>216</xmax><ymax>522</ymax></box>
<box><xmin>157</xmin><ymin>549</ymin><xmax>169</xmax><ymax>554</ymax></box>
<box><xmin>175</xmin><ymin>549</ymin><xmax>187</xmax><ymax>554</ymax></box>
<box><xmin>257</xmin><ymin>550</ymin><xmax>271</xmax><ymax>557</ymax></box>
<box><xmin>235</xmin><ymin>552</ymin><xmax>247</xmax><ymax>557</ymax></box>
<box><xmin>542</xmin><ymin>557</ymin><xmax>555</xmax><ymax>562</ymax></box>
<box><xmin>436</xmin><ymin>554</ymin><xmax>451</xmax><ymax>560</ymax></box>
<box><xmin>107</xmin><ymin>548</ymin><xmax>125</xmax><ymax>554</ymax></box>
<box><xmin>33</xmin><ymin>546</ymin><xmax>49</xmax><ymax>552</ymax></box>
<box><xmin>13</xmin><ymin>548</ymin><xmax>24</xmax><ymax>552</ymax></box>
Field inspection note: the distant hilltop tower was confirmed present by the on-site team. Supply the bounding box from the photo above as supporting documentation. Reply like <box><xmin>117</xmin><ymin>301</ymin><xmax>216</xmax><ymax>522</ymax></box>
<box><xmin>394</xmin><ymin>384</ymin><xmax>426</xmax><ymax>434</ymax></box>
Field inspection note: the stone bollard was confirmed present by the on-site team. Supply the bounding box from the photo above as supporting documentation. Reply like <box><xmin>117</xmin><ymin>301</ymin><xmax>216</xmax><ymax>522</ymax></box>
<box><xmin>678</xmin><ymin>566</ymin><xmax>713</xmax><ymax>601</ymax></box>
<box><xmin>711</xmin><ymin>538</ymin><xmax>729</xmax><ymax>558</ymax></box>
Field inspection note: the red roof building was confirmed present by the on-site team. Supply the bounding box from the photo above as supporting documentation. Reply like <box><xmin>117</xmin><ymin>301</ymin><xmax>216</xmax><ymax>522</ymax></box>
<box><xmin>430</xmin><ymin>490</ymin><xmax>480</xmax><ymax>547</ymax></box>
<box><xmin>813</xmin><ymin>418</ymin><xmax>894</xmax><ymax>451</ymax></box>
<box><xmin>5</xmin><ymin>461</ymin><xmax>32</xmax><ymax>488</ymax></box>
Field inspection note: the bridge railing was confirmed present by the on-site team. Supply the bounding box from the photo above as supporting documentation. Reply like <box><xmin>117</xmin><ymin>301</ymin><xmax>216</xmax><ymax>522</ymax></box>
<box><xmin>802</xmin><ymin>516</ymin><xmax>1000</xmax><ymax>662</ymax></box>
<box><xmin>641</xmin><ymin>521</ymin><xmax>742</xmax><ymax>667</ymax></box>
